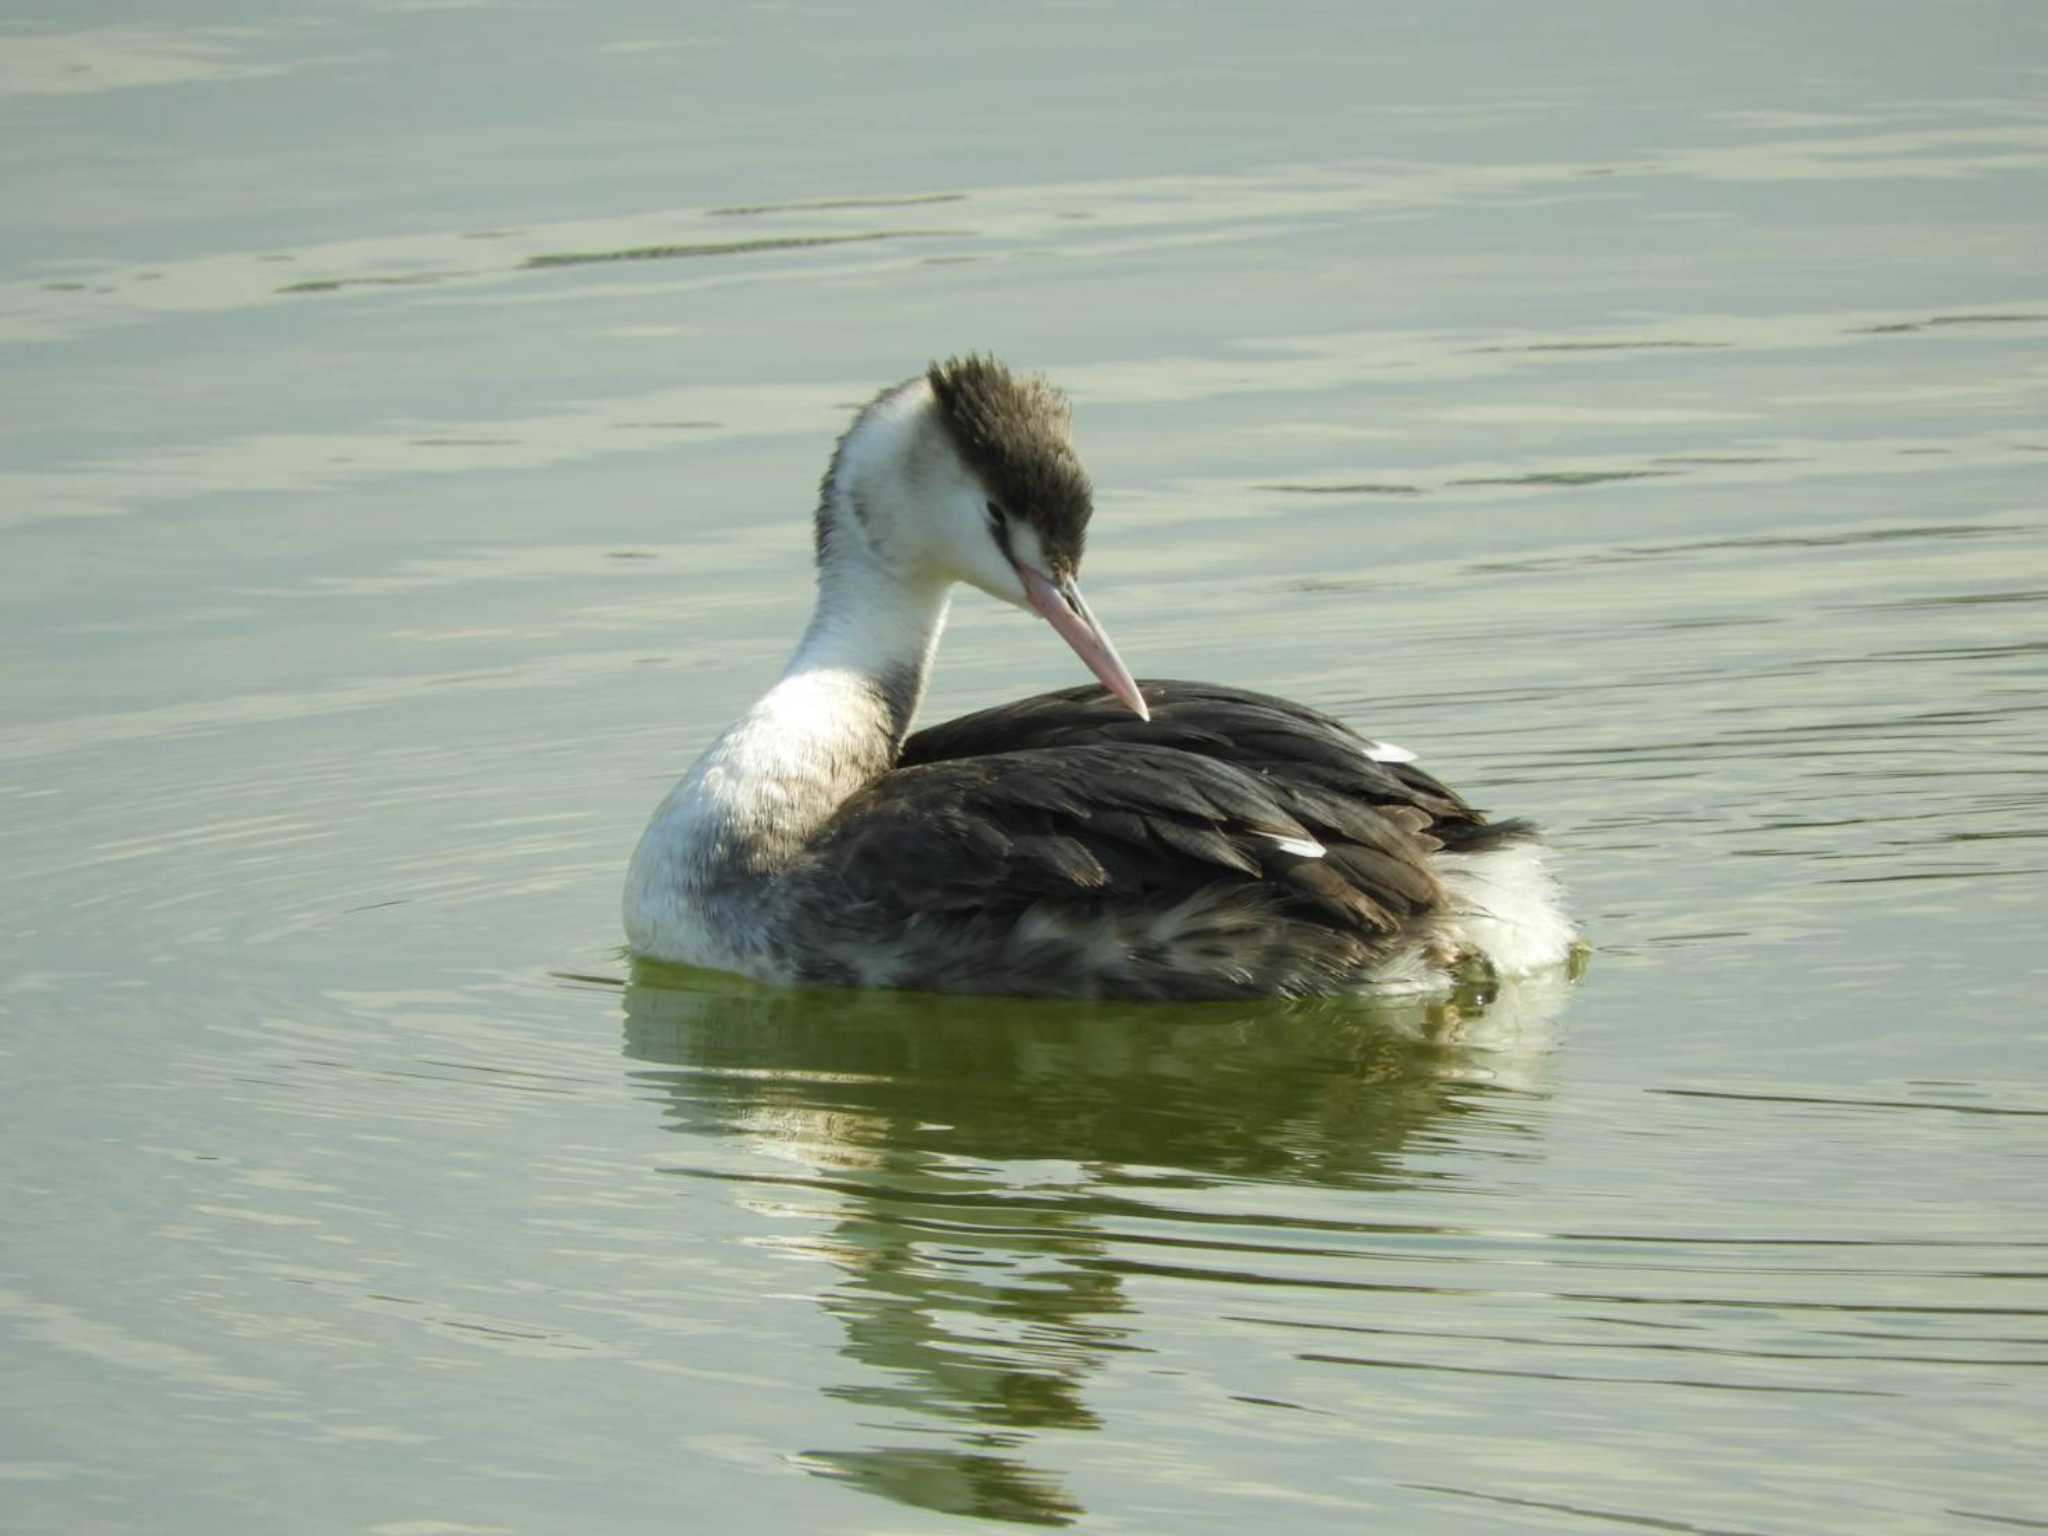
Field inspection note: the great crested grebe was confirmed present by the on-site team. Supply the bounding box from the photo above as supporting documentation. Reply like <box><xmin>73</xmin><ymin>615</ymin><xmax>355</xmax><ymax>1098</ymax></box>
<box><xmin>625</xmin><ymin>356</ymin><xmax>1575</xmax><ymax>1000</ymax></box>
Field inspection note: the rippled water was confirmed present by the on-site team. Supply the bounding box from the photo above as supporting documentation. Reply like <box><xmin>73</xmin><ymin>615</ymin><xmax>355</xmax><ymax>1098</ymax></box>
<box><xmin>5</xmin><ymin>4</ymin><xmax>2046</xmax><ymax>1532</ymax></box>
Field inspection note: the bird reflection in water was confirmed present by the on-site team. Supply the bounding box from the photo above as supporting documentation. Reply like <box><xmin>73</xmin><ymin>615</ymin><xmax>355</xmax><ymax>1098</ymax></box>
<box><xmin>622</xmin><ymin>965</ymin><xmax>1576</xmax><ymax>1527</ymax></box>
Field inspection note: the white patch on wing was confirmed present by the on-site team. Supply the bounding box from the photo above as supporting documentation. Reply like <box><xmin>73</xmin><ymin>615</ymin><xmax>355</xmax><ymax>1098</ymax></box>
<box><xmin>1362</xmin><ymin>739</ymin><xmax>1417</xmax><ymax>764</ymax></box>
<box><xmin>1250</xmin><ymin>830</ymin><xmax>1326</xmax><ymax>859</ymax></box>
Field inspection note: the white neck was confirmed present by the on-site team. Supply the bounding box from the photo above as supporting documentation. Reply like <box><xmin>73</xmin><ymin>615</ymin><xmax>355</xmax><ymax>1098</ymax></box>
<box><xmin>628</xmin><ymin>541</ymin><xmax>953</xmax><ymax>902</ymax></box>
<box><xmin>772</xmin><ymin>550</ymin><xmax>953</xmax><ymax>756</ymax></box>
<box><xmin>777</xmin><ymin>373</ymin><xmax>956</xmax><ymax>751</ymax></box>
<box><xmin>718</xmin><ymin>545</ymin><xmax>953</xmax><ymax>844</ymax></box>
<box><xmin>624</xmin><ymin>377</ymin><xmax>969</xmax><ymax>967</ymax></box>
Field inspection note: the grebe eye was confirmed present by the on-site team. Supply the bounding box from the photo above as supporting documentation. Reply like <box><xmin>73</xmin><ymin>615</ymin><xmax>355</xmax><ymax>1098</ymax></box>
<box><xmin>984</xmin><ymin>500</ymin><xmax>1005</xmax><ymax>529</ymax></box>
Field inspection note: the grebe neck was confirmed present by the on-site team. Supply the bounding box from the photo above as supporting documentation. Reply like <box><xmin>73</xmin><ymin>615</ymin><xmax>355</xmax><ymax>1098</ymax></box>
<box><xmin>773</xmin><ymin>552</ymin><xmax>952</xmax><ymax>761</ymax></box>
<box><xmin>651</xmin><ymin>557</ymin><xmax>953</xmax><ymax>884</ymax></box>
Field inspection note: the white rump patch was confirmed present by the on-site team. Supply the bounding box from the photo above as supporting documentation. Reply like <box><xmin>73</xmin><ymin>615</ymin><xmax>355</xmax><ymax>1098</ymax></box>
<box><xmin>1434</xmin><ymin>841</ymin><xmax>1577</xmax><ymax>977</ymax></box>
<box><xmin>1362</xmin><ymin>739</ymin><xmax>1417</xmax><ymax>764</ymax></box>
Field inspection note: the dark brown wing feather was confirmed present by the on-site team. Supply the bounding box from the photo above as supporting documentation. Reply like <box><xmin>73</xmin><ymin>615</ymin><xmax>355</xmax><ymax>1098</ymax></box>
<box><xmin>830</xmin><ymin>678</ymin><xmax>1532</xmax><ymax>941</ymax></box>
<box><xmin>809</xmin><ymin>742</ymin><xmax>1343</xmax><ymax>914</ymax></box>
<box><xmin>906</xmin><ymin>679</ymin><xmax>1525</xmax><ymax>828</ymax></box>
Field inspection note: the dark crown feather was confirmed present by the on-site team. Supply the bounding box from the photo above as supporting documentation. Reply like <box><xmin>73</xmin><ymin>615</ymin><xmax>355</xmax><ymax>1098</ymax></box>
<box><xmin>927</xmin><ymin>354</ymin><xmax>1093</xmax><ymax>576</ymax></box>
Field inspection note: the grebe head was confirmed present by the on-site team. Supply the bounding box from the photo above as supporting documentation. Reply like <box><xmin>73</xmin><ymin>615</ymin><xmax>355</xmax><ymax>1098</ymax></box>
<box><xmin>816</xmin><ymin>354</ymin><xmax>1148</xmax><ymax>719</ymax></box>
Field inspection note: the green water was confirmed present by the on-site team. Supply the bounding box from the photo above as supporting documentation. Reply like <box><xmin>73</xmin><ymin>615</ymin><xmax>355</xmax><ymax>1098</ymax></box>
<box><xmin>5</xmin><ymin>4</ymin><xmax>2046</xmax><ymax>1531</ymax></box>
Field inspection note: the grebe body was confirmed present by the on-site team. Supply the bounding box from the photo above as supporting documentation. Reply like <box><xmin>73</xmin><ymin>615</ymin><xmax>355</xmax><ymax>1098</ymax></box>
<box><xmin>626</xmin><ymin>357</ymin><xmax>1574</xmax><ymax>1000</ymax></box>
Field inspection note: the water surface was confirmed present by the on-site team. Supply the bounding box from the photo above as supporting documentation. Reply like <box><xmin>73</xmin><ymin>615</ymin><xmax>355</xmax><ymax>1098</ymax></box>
<box><xmin>4</xmin><ymin>3</ymin><xmax>2046</xmax><ymax>1531</ymax></box>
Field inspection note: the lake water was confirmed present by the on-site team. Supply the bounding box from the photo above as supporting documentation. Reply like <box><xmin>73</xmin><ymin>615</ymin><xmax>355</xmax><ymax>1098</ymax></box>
<box><xmin>5</xmin><ymin>4</ymin><xmax>2046</xmax><ymax>1531</ymax></box>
